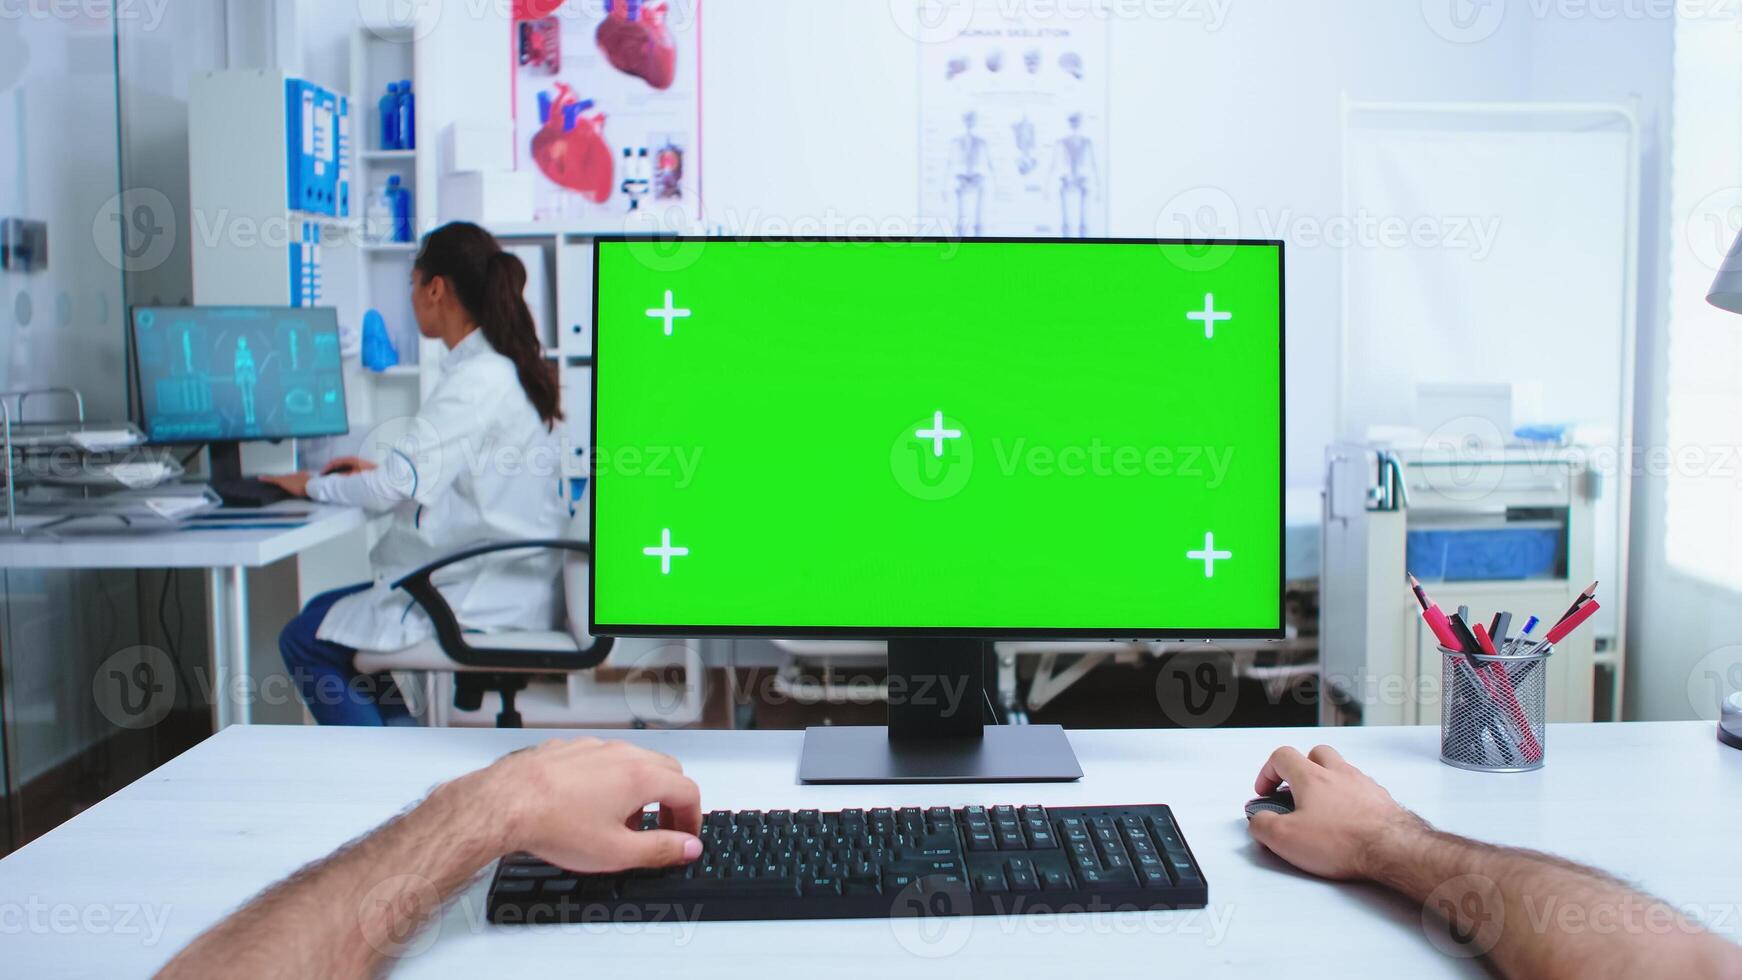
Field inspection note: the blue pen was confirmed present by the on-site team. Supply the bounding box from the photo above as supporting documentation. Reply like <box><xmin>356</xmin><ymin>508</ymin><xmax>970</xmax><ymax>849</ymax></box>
<box><xmin>1521</xmin><ymin>616</ymin><xmax>1539</xmax><ymax>636</ymax></box>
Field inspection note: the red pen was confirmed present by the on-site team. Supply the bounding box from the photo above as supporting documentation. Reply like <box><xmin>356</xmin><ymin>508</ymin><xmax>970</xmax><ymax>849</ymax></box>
<box><xmin>1545</xmin><ymin>599</ymin><xmax>1600</xmax><ymax>646</ymax></box>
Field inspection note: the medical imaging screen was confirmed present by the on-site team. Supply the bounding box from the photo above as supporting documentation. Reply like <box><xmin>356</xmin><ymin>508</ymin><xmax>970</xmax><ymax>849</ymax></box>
<box><xmin>132</xmin><ymin>306</ymin><xmax>348</xmax><ymax>443</ymax></box>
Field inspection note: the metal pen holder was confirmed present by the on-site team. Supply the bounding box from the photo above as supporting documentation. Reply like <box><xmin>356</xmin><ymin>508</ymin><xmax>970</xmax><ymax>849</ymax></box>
<box><xmin>1440</xmin><ymin>644</ymin><xmax>1552</xmax><ymax>773</ymax></box>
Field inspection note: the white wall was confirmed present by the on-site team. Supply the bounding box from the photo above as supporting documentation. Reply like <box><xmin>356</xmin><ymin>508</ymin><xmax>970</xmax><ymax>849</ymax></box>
<box><xmin>287</xmin><ymin>1</ymin><xmax>1696</xmax><ymax>719</ymax></box>
<box><xmin>342</xmin><ymin>0</ymin><xmax>1546</xmax><ymax>489</ymax></box>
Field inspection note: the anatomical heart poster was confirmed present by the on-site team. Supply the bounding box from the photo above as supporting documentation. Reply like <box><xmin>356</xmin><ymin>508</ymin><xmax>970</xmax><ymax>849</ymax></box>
<box><xmin>917</xmin><ymin>0</ymin><xmax>1110</xmax><ymax>239</ymax></box>
<box><xmin>512</xmin><ymin>0</ymin><xmax>701</xmax><ymax>229</ymax></box>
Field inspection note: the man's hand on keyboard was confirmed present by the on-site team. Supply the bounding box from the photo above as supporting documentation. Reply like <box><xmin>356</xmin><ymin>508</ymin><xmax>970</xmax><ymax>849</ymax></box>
<box><xmin>1245</xmin><ymin>744</ymin><xmax>1424</xmax><ymax>881</ymax></box>
<box><xmin>491</xmin><ymin>737</ymin><xmax>704</xmax><ymax>874</ymax></box>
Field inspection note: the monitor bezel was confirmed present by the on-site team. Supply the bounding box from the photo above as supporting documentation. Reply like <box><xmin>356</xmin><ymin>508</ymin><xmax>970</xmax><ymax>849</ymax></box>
<box><xmin>128</xmin><ymin>304</ymin><xmax>351</xmax><ymax>445</ymax></box>
<box><xmin>589</xmin><ymin>236</ymin><xmax>1287</xmax><ymax>641</ymax></box>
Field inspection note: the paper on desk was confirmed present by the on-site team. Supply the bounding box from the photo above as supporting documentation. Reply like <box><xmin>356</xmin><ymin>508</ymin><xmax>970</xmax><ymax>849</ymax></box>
<box><xmin>103</xmin><ymin>461</ymin><xmax>174</xmax><ymax>489</ymax></box>
<box><xmin>70</xmin><ymin>429</ymin><xmax>143</xmax><ymax>452</ymax></box>
<box><xmin>143</xmin><ymin>496</ymin><xmax>209</xmax><ymax>520</ymax></box>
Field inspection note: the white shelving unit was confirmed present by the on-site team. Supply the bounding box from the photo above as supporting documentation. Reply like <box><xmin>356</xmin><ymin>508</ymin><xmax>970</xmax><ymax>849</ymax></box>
<box><xmin>492</xmin><ymin>227</ymin><xmax>597</xmax><ymax>488</ymax></box>
<box><xmin>189</xmin><ymin>34</ymin><xmax>594</xmax><ymax>488</ymax></box>
<box><xmin>346</xmin><ymin>24</ymin><xmax>440</xmax><ymax>428</ymax></box>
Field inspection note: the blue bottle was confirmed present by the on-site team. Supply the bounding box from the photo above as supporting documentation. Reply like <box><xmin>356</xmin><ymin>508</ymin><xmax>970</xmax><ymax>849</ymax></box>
<box><xmin>378</xmin><ymin>82</ymin><xmax>400</xmax><ymax>150</ymax></box>
<box><xmin>397</xmin><ymin>79</ymin><xmax>415</xmax><ymax>150</ymax></box>
<box><xmin>386</xmin><ymin>174</ymin><xmax>412</xmax><ymax>243</ymax></box>
<box><xmin>361</xmin><ymin>309</ymin><xmax>399</xmax><ymax>372</ymax></box>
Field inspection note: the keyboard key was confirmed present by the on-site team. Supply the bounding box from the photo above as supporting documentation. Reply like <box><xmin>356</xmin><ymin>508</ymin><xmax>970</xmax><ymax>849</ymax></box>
<box><xmin>995</xmin><ymin>824</ymin><xmax>1027</xmax><ymax>849</ymax></box>
<box><xmin>891</xmin><ymin>858</ymin><xmax>963</xmax><ymax>877</ymax></box>
<box><xmin>706</xmin><ymin>810</ymin><xmax>733</xmax><ymax>828</ymax></box>
<box><xmin>622</xmin><ymin>877</ymin><xmax>800</xmax><ymax>900</ymax></box>
<box><xmin>500</xmin><ymin>864</ymin><xmax>562</xmax><ymax>878</ymax></box>
<box><xmin>899</xmin><ymin>847</ymin><xmax>959</xmax><ymax>863</ymax></box>
<box><xmin>1138</xmin><ymin>865</ymin><xmax>1173</xmax><ymax>888</ymax></box>
<box><xmin>1041</xmin><ymin>868</ymin><xmax>1073</xmax><ymax>890</ymax></box>
<box><xmin>494</xmin><ymin>879</ymin><xmax>536</xmax><ymax>894</ymax></box>
<box><xmin>966</xmin><ymin>828</ymin><xmax>997</xmax><ymax>851</ymax></box>
<box><xmin>578</xmin><ymin>877</ymin><xmax>617</xmax><ymax>899</ymax></box>
<box><xmin>543</xmin><ymin>879</ymin><xmax>579</xmax><ymax>894</ymax></box>
<box><xmin>973</xmin><ymin>871</ymin><xmax>1008</xmax><ymax>894</ymax></box>
<box><xmin>1077</xmin><ymin>866</ymin><xmax>1137</xmax><ymax>888</ymax></box>
<box><xmin>803</xmin><ymin>875</ymin><xmax>842</xmax><ymax>896</ymax></box>
<box><xmin>921</xmin><ymin>873</ymin><xmax>971</xmax><ymax>905</ymax></box>
<box><xmin>1025</xmin><ymin>825</ymin><xmax>1058</xmax><ymax>849</ymax></box>
<box><xmin>1005</xmin><ymin>858</ymin><xmax>1040</xmax><ymax>892</ymax></box>
<box><xmin>797</xmin><ymin>809</ymin><xmax>821</xmax><ymax>825</ymax></box>
<box><xmin>884</xmin><ymin>871</ymin><xmax>921</xmax><ymax>894</ymax></box>
<box><xmin>1148</xmin><ymin>816</ymin><xmax>1184</xmax><ymax>846</ymax></box>
<box><xmin>917</xmin><ymin>829</ymin><xmax>959</xmax><ymax>849</ymax></box>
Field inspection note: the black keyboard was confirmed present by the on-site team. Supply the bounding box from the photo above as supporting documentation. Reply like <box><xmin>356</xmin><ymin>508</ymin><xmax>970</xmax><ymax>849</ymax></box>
<box><xmin>210</xmin><ymin>477</ymin><xmax>292</xmax><ymax>509</ymax></box>
<box><xmin>487</xmin><ymin>804</ymin><xmax>1207</xmax><ymax>924</ymax></box>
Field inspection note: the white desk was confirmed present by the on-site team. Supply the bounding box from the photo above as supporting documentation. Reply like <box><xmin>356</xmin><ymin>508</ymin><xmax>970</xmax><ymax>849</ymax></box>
<box><xmin>0</xmin><ymin>503</ymin><xmax>366</xmax><ymax>726</ymax></box>
<box><xmin>0</xmin><ymin>721</ymin><xmax>1735</xmax><ymax>977</ymax></box>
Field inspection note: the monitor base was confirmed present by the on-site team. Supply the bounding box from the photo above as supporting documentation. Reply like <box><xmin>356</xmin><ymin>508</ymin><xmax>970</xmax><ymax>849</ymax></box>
<box><xmin>796</xmin><ymin>724</ymin><xmax>1083</xmax><ymax>784</ymax></box>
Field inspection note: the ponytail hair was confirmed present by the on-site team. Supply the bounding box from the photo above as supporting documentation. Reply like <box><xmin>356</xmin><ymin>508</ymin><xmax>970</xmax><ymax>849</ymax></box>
<box><xmin>414</xmin><ymin>221</ymin><xmax>563</xmax><ymax>429</ymax></box>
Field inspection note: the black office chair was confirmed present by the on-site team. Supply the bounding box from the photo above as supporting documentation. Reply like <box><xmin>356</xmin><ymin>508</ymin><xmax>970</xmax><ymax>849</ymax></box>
<box><xmin>352</xmin><ymin>506</ymin><xmax>613</xmax><ymax>728</ymax></box>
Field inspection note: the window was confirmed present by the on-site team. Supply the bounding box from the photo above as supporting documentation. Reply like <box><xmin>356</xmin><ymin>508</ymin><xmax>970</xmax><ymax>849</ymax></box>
<box><xmin>1664</xmin><ymin>11</ymin><xmax>1742</xmax><ymax>590</ymax></box>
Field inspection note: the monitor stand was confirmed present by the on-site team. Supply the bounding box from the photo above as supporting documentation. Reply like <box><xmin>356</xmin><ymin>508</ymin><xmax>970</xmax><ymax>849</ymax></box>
<box><xmin>796</xmin><ymin>638</ymin><xmax>1083</xmax><ymax>784</ymax></box>
<box><xmin>207</xmin><ymin>441</ymin><xmax>245</xmax><ymax>483</ymax></box>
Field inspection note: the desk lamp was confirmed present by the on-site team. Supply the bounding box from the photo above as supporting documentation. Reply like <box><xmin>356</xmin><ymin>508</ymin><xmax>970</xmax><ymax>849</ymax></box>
<box><xmin>1707</xmin><ymin>230</ymin><xmax>1742</xmax><ymax>748</ymax></box>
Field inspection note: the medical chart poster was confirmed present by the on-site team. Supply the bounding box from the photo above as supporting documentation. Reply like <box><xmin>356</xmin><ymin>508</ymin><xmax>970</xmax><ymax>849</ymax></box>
<box><xmin>512</xmin><ymin>0</ymin><xmax>702</xmax><ymax>229</ymax></box>
<box><xmin>917</xmin><ymin>3</ymin><xmax>1111</xmax><ymax>239</ymax></box>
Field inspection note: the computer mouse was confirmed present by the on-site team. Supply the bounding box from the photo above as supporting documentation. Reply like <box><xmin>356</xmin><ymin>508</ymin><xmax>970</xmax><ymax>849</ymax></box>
<box><xmin>1244</xmin><ymin>788</ymin><xmax>1295</xmax><ymax>819</ymax></box>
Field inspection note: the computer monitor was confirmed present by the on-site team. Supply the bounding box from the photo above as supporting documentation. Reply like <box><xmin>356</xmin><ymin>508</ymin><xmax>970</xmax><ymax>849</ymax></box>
<box><xmin>591</xmin><ymin>237</ymin><xmax>1284</xmax><ymax>782</ymax></box>
<box><xmin>131</xmin><ymin>305</ymin><xmax>348</xmax><ymax>478</ymax></box>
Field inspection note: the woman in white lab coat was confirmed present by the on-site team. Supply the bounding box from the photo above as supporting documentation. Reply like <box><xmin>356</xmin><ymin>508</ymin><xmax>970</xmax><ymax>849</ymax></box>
<box><xmin>262</xmin><ymin>222</ymin><xmax>568</xmax><ymax>725</ymax></box>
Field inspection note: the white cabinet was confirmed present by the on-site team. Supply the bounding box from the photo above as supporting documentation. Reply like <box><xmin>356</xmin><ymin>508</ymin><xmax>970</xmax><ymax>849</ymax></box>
<box><xmin>1321</xmin><ymin>445</ymin><xmax>1607</xmax><ymax>725</ymax></box>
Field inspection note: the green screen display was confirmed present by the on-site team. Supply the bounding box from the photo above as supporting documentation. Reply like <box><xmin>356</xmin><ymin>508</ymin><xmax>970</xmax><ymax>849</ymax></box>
<box><xmin>592</xmin><ymin>238</ymin><xmax>1283</xmax><ymax>636</ymax></box>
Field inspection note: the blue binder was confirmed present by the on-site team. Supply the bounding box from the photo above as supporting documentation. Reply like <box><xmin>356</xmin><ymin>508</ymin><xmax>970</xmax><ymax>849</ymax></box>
<box><xmin>285</xmin><ymin>78</ymin><xmax>348</xmax><ymax>216</ymax></box>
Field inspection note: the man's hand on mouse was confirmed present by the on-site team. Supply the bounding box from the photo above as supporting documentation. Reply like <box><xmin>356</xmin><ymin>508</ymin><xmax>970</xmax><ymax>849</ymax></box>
<box><xmin>466</xmin><ymin>737</ymin><xmax>704</xmax><ymax>873</ymax></box>
<box><xmin>1246</xmin><ymin>745</ymin><xmax>1426</xmax><ymax>881</ymax></box>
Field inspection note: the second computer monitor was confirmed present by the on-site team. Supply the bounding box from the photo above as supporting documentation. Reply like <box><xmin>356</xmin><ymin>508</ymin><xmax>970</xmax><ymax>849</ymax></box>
<box><xmin>591</xmin><ymin>237</ymin><xmax>1285</xmax><ymax>639</ymax></box>
<box><xmin>131</xmin><ymin>306</ymin><xmax>348</xmax><ymax>443</ymax></box>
